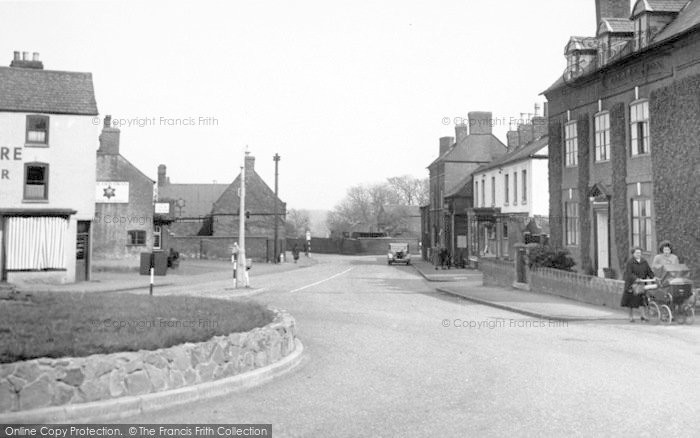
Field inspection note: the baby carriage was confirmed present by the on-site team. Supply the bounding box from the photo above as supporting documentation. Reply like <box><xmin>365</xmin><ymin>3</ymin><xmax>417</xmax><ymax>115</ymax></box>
<box><xmin>637</xmin><ymin>264</ymin><xmax>695</xmax><ymax>324</ymax></box>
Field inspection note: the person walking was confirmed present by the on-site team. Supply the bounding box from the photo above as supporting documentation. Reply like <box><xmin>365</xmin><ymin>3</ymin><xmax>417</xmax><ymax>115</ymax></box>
<box><xmin>622</xmin><ymin>247</ymin><xmax>655</xmax><ymax>323</ymax></box>
<box><xmin>292</xmin><ymin>244</ymin><xmax>300</xmax><ymax>263</ymax></box>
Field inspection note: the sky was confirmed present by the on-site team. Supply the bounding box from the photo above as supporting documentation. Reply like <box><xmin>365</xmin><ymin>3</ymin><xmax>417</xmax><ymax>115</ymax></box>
<box><xmin>1</xmin><ymin>0</ymin><xmax>596</xmax><ymax>210</ymax></box>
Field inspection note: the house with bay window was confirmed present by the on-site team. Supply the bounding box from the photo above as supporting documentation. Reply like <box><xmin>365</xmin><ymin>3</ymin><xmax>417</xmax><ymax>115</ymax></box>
<box><xmin>543</xmin><ymin>0</ymin><xmax>700</xmax><ymax>281</ymax></box>
<box><xmin>0</xmin><ymin>51</ymin><xmax>98</xmax><ymax>283</ymax></box>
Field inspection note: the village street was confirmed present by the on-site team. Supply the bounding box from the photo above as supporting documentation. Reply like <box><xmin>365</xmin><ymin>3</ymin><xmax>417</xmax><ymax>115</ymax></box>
<box><xmin>120</xmin><ymin>254</ymin><xmax>700</xmax><ymax>437</ymax></box>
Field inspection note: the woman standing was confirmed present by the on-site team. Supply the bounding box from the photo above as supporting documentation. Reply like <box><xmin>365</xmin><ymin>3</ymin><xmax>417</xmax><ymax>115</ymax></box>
<box><xmin>622</xmin><ymin>247</ymin><xmax>655</xmax><ymax>322</ymax></box>
<box><xmin>651</xmin><ymin>240</ymin><xmax>680</xmax><ymax>277</ymax></box>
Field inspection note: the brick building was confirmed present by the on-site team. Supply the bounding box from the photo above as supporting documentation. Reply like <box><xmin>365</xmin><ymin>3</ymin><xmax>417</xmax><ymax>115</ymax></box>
<box><xmin>0</xmin><ymin>51</ymin><xmax>98</xmax><ymax>283</ymax></box>
<box><xmin>543</xmin><ymin>0</ymin><xmax>700</xmax><ymax>280</ymax></box>
<box><xmin>211</xmin><ymin>153</ymin><xmax>286</xmax><ymax>261</ymax></box>
<box><xmin>426</xmin><ymin>112</ymin><xmax>507</xmax><ymax>264</ymax></box>
<box><xmin>93</xmin><ymin>116</ymin><xmax>157</xmax><ymax>265</ymax></box>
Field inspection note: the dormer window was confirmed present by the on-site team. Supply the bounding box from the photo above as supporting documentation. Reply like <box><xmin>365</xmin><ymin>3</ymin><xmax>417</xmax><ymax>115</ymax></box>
<box><xmin>634</xmin><ymin>13</ymin><xmax>649</xmax><ymax>50</ymax></box>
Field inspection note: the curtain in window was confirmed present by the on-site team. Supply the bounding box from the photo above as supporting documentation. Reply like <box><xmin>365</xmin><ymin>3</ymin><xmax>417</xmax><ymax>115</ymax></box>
<box><xmin>6</xmin><ymin>217</ymin><xmax>68</xmax><ymax>270</ymax></box>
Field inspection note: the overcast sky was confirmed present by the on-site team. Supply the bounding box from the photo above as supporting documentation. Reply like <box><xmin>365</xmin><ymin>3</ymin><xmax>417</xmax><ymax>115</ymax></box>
<box><xmin>1</xmin><ymin>0</ymin><xmax>596</xmax><ymax>210</ymax></box>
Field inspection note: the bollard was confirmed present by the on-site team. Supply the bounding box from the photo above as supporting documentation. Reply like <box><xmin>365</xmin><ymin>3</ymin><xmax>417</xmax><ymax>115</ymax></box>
<box><xmin>149</xmin><ymin>267</ymin><xmax>154</xmax><ymax>295</ymax></box>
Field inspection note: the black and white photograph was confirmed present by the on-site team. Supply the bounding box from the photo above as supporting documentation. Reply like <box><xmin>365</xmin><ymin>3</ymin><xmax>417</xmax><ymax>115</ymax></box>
<box><xmin>1</xmin><ymin>0</ymin><xmax>700</xmax><ymax>436</ymax></box>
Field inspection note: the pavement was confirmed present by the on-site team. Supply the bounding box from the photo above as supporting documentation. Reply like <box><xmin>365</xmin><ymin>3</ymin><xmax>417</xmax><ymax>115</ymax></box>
<box><xmin>411</xmin><ymin>258</ymin><xmax>631</xmax><ymax>322</ymax></box>
<box><xmin>13</xmin><ymin>255</ymin><xmax>318</xmax><ymax>294</ymax></box>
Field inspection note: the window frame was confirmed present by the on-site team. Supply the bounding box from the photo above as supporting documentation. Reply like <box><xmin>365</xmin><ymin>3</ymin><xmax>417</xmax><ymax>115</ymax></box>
<box><xmin>504</xmin><ymin>174</ymin><xmax>509</xmax><ymax>206</ymax></box>
<box><xmin>513</xmin><ymin>171</ymin><xmax>518</xmax><ymax>206</ymax></box>
<box><xmin>565</xmin><ymin>201</ymin><xmax>580</xmax><ymax>246</ymax></box>
<box><xmin>127</xmin><ymin>230</ymin><xmax>147</xmax><ymax>246</ymax></box>
<box><xmin>153</xmin><ymin>225</ymin><xmax>162</xmax><ymax>250</ymax></box>
<box><xmin>594</xmin><ymin>111</ymin><xmax>611</xmax><ymax>162</ymax></box>
<box><xmin>23</xmin><ymin>162</ymin><xmax>49</xmax><ymax>201</ymax></box>
<box><xmin>631</xmin><ymin>198</ymin><xmax>653</xmax><ymax>252</ymax></box>
<box><xmin>522</xmin><ymin>170</ymin><xmax>528</xmax><ymax>204</ymax></box>
<box><xmin>25</xmin><ymin>115</ymin><xmax>50</xmax><ymax>146</ymax></box>
<box><xmin>564</xmin><ymin>121</ymin><xmax>578</xmax><ymax>167</ymax></box>
<box><xmin>491</xmin><ymin>176</ymin><xmax>496</xmax><ymax>207</ymax></box>
<box><xmin>630</xmin><ymin>100</ymin><xmax>650</xmax><ymax>156</ymax></box>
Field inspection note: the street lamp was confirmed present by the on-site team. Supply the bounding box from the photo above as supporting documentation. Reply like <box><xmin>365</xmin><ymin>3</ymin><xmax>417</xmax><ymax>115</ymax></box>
<box><xmin>273</xmin><ymin>153</ymin><xmax>280</xmax><ymax>263</ymax></box>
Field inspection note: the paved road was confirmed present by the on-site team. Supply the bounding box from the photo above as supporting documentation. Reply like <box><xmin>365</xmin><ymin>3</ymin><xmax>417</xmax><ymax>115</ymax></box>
<box><xmin>122</xmin><ymin>254</ymin><xmax>700</xmax><ymax>437</ymax></box>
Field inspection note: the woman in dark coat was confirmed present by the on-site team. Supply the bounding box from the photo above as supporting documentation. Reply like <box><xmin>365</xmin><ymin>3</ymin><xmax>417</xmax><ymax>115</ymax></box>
<box><xmin>622</xmin><ymin>247</ymin><xmax>655</xmax><ymax>322</ymax></box>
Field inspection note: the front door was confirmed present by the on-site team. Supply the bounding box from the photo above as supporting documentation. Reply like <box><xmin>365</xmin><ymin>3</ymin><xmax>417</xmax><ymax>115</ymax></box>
<box><xmin>76</xmin><ymin>221</ymin><xmax>90</xmax><ymax>282</ymax></box>
<box><xmin>596</xmin><ymin>211</ymin><xmax>609</xmax><ymax>277</ymax></box>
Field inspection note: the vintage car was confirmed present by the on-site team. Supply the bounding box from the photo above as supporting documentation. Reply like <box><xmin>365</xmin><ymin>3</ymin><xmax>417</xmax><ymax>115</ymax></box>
<box><xmin>387</xmin><ymin>243</ymin><xmax>411</xmax><ymax>265</ymax></box>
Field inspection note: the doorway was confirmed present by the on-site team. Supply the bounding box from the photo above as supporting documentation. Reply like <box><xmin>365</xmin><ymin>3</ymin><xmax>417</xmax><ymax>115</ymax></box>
<box><xmin>76</xmin><ymin>220</ymin><xmax>90</xmax><ymax>282</ymax></box>
<box><xmin>595</xmin><ymin>211</ymin><xmax>610</xmax><ymax>277</ymax></box>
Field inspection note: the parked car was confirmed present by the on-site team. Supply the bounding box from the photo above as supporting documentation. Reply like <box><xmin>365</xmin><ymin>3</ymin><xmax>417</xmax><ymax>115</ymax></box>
<box><xmin>388</xmin><ymin>243</ymin><xmax>411</xmax><ymax>265</ymax></box>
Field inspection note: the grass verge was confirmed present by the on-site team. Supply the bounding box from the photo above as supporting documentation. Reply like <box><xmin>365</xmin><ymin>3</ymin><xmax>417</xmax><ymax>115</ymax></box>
<box><xmin>0</xmin><ymin>292</ymin><xmax>274</xmax><ymax>364</ymax></box>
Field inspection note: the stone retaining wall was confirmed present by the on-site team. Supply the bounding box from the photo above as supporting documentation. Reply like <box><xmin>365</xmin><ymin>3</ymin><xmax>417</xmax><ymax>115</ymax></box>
<box><xmin>530</xmin><ymin>267</ymin><xmax>625</xmax><ymax>308</ymax></box>
<box><xmin>0</xmin><ymin>310</ymin><xmax>297</xmax><ymax>413</ymax></box>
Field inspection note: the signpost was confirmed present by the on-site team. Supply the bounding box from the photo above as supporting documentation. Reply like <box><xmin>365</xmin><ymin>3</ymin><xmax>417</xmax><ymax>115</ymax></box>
<box><xmin>236</xmin><ymin>152</ymin><xmax>249</xmax><ymax>287</ymax></box>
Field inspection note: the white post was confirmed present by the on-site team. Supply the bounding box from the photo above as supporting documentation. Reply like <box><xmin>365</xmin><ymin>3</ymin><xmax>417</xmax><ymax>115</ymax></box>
<box><xmin>236</xmin><ymin>152</ymin><xmax>248</xmax><ymax>287</ymax></box>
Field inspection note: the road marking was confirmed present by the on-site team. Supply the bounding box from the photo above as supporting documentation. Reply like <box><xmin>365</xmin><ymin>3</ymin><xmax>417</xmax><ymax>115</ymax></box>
<box><xmin>289</xmin><ymin>268</ymin><xmax>354</xmax><ymax>293</ymax></box>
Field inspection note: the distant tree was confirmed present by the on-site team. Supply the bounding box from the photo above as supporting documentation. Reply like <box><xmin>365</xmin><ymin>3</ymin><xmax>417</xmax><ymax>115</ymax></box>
<box><xmin>387</xmin><ymin>175</ymin><xmax>429</xmax><ymax>206</ymax></box>
<box><xmin>327</xmin><ymin>178</ymin><xmax>421</xmax><ymax>237</ymax></box>
<box><xmin>285</xmin><ymin>209</ymin><xmax>311</xmax><ymax>238</ymax></box>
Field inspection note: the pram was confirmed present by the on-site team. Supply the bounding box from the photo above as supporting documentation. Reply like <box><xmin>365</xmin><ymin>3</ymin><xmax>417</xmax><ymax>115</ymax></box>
<box><xmin>637</xmin><ymin>264</ymin><xmax>695</xmax><ymax>324</ymax></box>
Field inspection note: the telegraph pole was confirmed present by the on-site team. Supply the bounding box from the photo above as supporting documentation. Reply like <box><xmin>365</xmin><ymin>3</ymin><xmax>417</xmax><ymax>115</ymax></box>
<box><xmin>273</xmin><ymin>153</ymin><xmax>280</xmax><ymax>263</ymax></box>
<box><xmin>236</xmin><ymin>151</ymin><xmax>248</xmax><ymax>287</ymax></box>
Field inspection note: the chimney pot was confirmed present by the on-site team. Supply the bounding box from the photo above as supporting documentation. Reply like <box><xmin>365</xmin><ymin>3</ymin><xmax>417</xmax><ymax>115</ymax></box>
<box><xmin>13</xmin><ymin>51</ymin><xmax>20</xmax><ymax>61</ymax></box>
<box><xmin>455</xmin><ymin>124</ymin><xmax>468</xmax><ymax>145</ymax></box>
<box><xmin>22</xmin><ymin>51</ymin><xmax>28</xmax><ymax>61</ymax></box>
<box><xmin>32</xmin><ymin>52</ymin><xmax>39</xmax><ymax>62</ymax></box>
<box><xmin>104</xmin><ymin>115</ymin><xmax>112</xmax><ymax>128</ymax></box>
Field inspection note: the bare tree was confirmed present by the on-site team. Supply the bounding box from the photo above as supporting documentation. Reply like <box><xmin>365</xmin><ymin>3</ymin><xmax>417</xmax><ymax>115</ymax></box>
<box><xmin>387</xmin><ymin>175</ymin><xmax>429</xmax><ymax>206</ymax></box>
<box><xmin>285</xmin><ymin>209</ymin><xmax>311</xmax><ymax>238</ymax></box>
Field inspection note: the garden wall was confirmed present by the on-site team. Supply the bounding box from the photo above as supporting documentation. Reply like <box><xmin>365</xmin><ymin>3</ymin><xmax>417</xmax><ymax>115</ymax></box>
<box><xmin>530</xmin><ymin>267</ymin><xmax>624</xmax><ymax>308</ymax></box>
<box><xmin>479</xmin><ymin>258</ymin><xmax>515</xmax><ymax>288</ymax></box>
<box><xmin>294</xmin><ymin>237</ymin><xmax>420</xmax><ymax>255</ymax></box>
<box><xmin>0</xmin><ymin>310</ymin><xmax>297</xmax><ymax>414</ymax></box>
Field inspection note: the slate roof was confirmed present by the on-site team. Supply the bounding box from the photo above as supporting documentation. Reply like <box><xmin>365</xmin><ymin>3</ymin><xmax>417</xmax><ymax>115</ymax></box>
<box><xmin>0</xmin><ymin>66</ymin><xmax>98</xmax><ymax>115</ymax></box>
<box><xmin>428</xmin><ymin>134</ymin><xmax>507</xmax><ymax>168</ymax></box>
<box><xmin>543</xmin><ymin>0</ymin><xmax>700</xmax><ymax>95</ymax></box>
<box><xmin>653</xmin><ymin>0</ymin><xmax>699</xmax><ymax>40</ymax></box>
<box><xmin>158</xmin><ymin>183</ymin><xmax>229</xmax><ymax>217</ymax></box>
<box><xmin>633</xmin><ymin>0</ymin><xmax>690</xmax><ymax>17</ymax></box>
<box><xmin>599</xmin><ymin>18</ymin><xmax>635</xmax><ymax>33</ymax></box>
<box><xmin>474</xmin><ymin>136</ymin><xmax>549</xmax><ymax>174</ymax></box>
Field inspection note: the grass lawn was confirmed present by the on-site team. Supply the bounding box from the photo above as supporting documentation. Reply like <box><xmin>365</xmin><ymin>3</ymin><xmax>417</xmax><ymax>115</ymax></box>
<box><xmin>0</xmin><ymin>292</ymin><xmax>274</xmax><ymax>364</ymax></box>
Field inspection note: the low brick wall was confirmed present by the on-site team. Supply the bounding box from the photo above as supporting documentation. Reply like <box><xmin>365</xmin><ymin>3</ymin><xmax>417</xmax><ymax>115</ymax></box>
<box><xmin>530</xmin><ymin>267</ymin><xmax>625</xmax><ymax>308</ymax></box>
<box><xmin>0</xmin><ymin>310</ymin><xmax>297</xmax><ymax>414</ymax></box>
<box><xmin>169</xmin><ymin>236</ymin><xmax>285</xmax><ymax>262</ymax></box>
<box><xmin>479</xmin><ymin>258</ymin><xmax>516</xmax><ymax>288</ymax></box>
<box><xmin>300</xmin><ymin>237</ymin><xmax>420</xmax><ymax>255</ymax></box>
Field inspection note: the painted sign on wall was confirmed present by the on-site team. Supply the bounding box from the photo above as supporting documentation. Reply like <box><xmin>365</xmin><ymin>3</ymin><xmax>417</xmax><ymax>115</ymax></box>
<box><xmin>96</xmin><ymin>181</ymin><xmax>129</xmax><ymax>203</ymax></box>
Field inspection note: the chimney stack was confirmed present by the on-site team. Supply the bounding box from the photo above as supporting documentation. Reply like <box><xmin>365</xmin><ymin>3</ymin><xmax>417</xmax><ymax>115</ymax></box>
<box><xmin>10</xmin><ymin>50</ymin><xmax>44</xmax><ymax>69</ymax></box>
<box><xmin>517</xmin><ymin>123</ymin><xmax>535</xmax><ymax>147</ymax></box>
<box><xmin>506</xmin><ymin>131</ymin><xmax>519</xmax><ymax>152</ymax></box>
<box><xmin>595</xmin><ymin>0</ymin><xmax>630</xmax><ymax>27</ymax></box>
<box><xmin>467</xmin><ymin>112</ymin><xmax>493</xmax><ymax>135</ymax></box>
<box><xmin>97</xmin><ymin>115</ymin><xmax>121</xmax><ymax>155</ymax></box>
<box><xmin>244</xmin><ymin>153</ymin><xmax>255</xmax><ymax>172</ymax></box>
<box><xmin>532</xmin><ymin>116</ymin><xmax>548</xmax><ymax>140</ymax></box>
<box><xmin>455</xmin><ymin>123</ymin><xmax>468</xmax><ymax>145</ymax></box>
<box><xmin>439</xmin><ymin>137</ymin><xmax>454</xmax><ymax>156</ymax></box>
<box><xmin>157</xmin><ymin>164</ymin><xmax>168</xmax><ymax>186</ymax></box>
